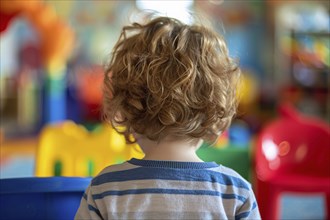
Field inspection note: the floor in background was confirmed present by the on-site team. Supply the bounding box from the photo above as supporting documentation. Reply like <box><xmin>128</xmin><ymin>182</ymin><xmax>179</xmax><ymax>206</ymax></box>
<box><xmin>0</xmin><ymin>137</ymin><xmax>37</xmax><ymax>178</ymax></box>
<box><xmin>0</xmin><ymin>155</ymin><xmax>34</xmax><ymax>178</ymax></box>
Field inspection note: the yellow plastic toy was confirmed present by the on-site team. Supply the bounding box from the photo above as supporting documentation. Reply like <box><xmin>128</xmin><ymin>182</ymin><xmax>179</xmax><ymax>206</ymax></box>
<box><xmin>35</xmin><ymin>121</ymin><xmax>144</xmax><ymax>177</ymax></box>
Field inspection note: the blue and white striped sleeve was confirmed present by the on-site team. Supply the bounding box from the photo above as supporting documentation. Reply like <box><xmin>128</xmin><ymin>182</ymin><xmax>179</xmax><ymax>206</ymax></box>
<box><xmin>75</xmin><ymin>185</ymin><xmax>103</xmax><ymax>220</ymax></box>
<box><xmin>235</xmin><ymin>189</ymin><xmax>261</xmax><ymax>220</ymax></box>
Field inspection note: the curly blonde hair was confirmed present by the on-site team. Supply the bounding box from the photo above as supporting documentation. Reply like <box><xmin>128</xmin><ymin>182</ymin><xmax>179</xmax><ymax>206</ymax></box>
<box><xmin>103</xmin><ymin>16</ymin><xmax>240</xmax><ymax>144</ymax></box>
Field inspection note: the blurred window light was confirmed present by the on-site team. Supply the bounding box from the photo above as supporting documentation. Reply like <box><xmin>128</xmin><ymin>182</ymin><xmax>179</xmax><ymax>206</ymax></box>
<box><xmin>136</xmin><ymin>0</ymin><xmax>194</xmax><ymax>24</ymax></box>
<box><xmin>278</xmin><ymin>4</ymin><xmax>329</xmax><ymax>32</ymax></box>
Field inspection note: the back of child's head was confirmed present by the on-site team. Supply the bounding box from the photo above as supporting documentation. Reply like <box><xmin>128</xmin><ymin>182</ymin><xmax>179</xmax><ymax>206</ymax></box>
<box><xmin>103</xmin><ymin>15</ymin><xmax>240</xmax><ymax>144</ymax></box>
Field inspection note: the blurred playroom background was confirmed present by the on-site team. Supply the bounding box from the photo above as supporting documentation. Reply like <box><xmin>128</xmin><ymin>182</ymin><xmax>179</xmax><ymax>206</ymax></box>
<box><xmin>0</xmin><ymin>0</ymin><xmax>329</xmax><ymax>219</ymax></box>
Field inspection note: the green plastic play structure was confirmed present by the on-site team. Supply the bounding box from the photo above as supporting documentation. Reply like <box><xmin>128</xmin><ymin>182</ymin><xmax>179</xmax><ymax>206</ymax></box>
<box><xmin>197</xmin><ymin>144</ymin><xmax>251</xmax><ymax>181</ymax></box>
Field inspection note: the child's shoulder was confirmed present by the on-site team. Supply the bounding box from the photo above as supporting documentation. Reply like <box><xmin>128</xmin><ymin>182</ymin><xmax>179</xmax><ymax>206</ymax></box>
<box><xmin>90</xmin><ymin>161</ymin><xmax>138</xmax><ymax>186</ymax></box>
<box><xmin>209</xmin><ymin>164</ymin><xmax>252</xmax><ymax>189</ymax></box>
<box><xmin>97</xmin><ymin>161</ymin><xmax>137</xmax><ymax>175</ymax></box>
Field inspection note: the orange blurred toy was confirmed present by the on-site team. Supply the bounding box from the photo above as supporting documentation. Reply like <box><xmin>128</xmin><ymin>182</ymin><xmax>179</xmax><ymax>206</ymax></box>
<box><xmin>0</xmin><ymin>0</ymin><xmax>75</xmax><ymax>122</ymax></box>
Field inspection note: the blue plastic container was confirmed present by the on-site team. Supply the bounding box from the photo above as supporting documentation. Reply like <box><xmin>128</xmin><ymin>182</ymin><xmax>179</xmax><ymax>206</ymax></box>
<box><xmin>0</xmin><ymin>177</ymin><xmax>91</xmax><ymax>220</ymax></box>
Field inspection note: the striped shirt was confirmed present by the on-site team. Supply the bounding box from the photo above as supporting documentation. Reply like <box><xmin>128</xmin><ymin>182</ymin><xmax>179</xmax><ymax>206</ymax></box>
<box><xmin>75</xmin><ymin>158</ymin><xmax>260</xmax><ymax>220</ymax></box>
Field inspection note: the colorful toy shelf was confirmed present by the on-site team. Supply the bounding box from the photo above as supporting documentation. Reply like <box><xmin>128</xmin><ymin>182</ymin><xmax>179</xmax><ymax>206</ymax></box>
<box><xmin>281</xmin><ymin>30</ymin><xmax>329</xmax><ymax>121</ymax></box>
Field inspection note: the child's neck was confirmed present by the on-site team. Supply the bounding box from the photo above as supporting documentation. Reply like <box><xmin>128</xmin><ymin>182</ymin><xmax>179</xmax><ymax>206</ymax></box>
<box><xmin>136</xmin><ymin>136</ymin><xmax>204</xmax><ymax>162</ymax></box>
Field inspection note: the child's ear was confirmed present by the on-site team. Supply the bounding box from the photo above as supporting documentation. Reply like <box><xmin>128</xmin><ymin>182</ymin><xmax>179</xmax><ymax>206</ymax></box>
<box><xmin>114</xmin><ymin>111</ymin><xmax>124</xmax><ymax>122</ymax></box>
<box><xmin>204</xmin><ymin>131</ymin><xmax>222</xmax><ymax>146</ymax></box>
<box><xmin>104</xmin><ymin>71</ymin><xmax>113</xmax><ymax>84</ymax></box>
<box><xmin>132</xmin><ymin>132</ymin><xmax>140</xmax><ymax>141</ymax></box>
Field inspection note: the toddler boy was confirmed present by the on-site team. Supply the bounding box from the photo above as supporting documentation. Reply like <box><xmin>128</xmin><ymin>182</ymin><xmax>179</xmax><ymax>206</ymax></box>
<box><xmin>75</xmin><ymin>16</ymin><xmax>260</xmax><ymax>220</ymax></box>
